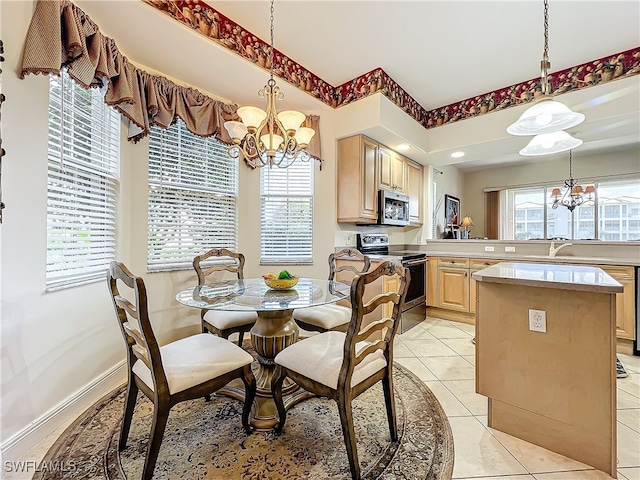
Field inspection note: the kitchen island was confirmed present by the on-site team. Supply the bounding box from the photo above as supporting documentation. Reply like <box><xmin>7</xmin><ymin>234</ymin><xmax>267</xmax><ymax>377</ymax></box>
<box><xmin>473</xmin><ymin>262</ymin><xmax>623</xmax><ymax>477</ymax></box>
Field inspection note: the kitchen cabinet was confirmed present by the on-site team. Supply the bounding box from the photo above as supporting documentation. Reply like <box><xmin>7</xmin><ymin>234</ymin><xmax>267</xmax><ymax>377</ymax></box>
<box><xmin>436</xmin><ymin>257</ymin><xmax>470</xmax><ymax>312</ymax></box>
<box><xmin>337</xmin><ymin>135</ymin><xmax>423</xmax><ymax>225</ymax></box>
<box><xmin>406</xmin><ymin>159</ymin><xmax>423</xmax><ymax>225</ymax></box>
<box><xmin>379</xmin><ymin>146</ymin><xmax>405</xmax><ymax>193</ymax></box>
<box><xmin>427</xmin><ymin>255</ymin><xmax>637</xmax><ymax>347</ymax></box>
<box><xmin>598</xmin><ymin>265</ymin><xmax>635</xmax><ymax>340</ymax></box>
<box><xmin>337</xmin><ymin>135</ymin><xmax>379</xmax><ymax>223</ymax></box>
<box><xmin>469</xmin><ymin>259</ymin><xmax>501</xmax><ymax>314</ymax></box>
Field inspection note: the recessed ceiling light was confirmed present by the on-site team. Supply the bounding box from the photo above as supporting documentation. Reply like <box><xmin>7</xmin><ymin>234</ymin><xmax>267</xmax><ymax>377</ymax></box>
<box><xmin>450</xmin><ymin>151</ymin><xmax>465</xmax><ymax>158</ymax></box>
<box><xmin>396</xmin><ymin>144</ymin><xmax>410</xmax><ymax>151</ymax></box>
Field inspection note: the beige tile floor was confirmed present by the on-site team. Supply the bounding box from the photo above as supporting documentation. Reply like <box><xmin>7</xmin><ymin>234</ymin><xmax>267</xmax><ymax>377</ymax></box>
<box><xmin>6</xmin><ymin>316</ymin><xmax>640</xmax><ymax>480</ymax></box>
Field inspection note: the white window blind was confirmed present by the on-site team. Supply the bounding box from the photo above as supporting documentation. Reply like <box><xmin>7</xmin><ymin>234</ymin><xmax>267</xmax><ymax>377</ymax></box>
<box><xmin>148</xmin><ymin>121</ymin><xmax>238</xmax><ymax>271</ymax></box>
<box><xmin>260</xmin><ymin>160</ymin><xmax>314</xmax><ymax>264</ymax></box>
<box><xmin>46</xmin><ymin>71</ymin><xmax>121</xmax><ymax>290</ymax></box>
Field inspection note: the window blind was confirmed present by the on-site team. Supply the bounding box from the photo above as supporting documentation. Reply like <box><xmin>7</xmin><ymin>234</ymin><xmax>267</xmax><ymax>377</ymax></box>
<box><xmin>147</xmin><ymin>121</ymin><xmax>238</xmax><ymax>271</ymax></box>
<box><xmin>260</xmin><ymin>160</ymin><xmax>314</xmax><ymax>264</ymax></box>
<box><xmin>46</xmin><ymin>72</ymin><xmax>121</xmax><ymax>290</ymax></box>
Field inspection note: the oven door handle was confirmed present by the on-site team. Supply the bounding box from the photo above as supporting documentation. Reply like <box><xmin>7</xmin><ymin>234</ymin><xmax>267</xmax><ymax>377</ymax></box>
<box><xmin>403</xmin><ymin>258</ymin><xmax>427</xmax><ymax>267</ymax></box>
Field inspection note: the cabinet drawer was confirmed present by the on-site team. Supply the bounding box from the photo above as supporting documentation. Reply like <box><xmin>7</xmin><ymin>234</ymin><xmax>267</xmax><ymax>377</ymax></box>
<box><xmin>438</xmin><ymin>257</ymin><xmax>469</xmax><ymax>268</ymax></box>
<box><xmin>470</xmin><ymin>258</ymin><xmax>501</xmax><ymax>269</ymax></box>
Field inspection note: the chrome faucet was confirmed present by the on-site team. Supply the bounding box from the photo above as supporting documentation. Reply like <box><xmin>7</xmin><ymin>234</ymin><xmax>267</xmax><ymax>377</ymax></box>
<box><xmin>548</xmin><ymin>241</ymin><xmax>573</xmax><ymax>257</ymax></box>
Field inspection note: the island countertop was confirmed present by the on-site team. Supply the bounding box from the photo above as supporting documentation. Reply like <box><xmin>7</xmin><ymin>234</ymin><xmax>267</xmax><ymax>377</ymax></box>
<box><xmin>471</xmin><ymin>262</ymin><xmax>624</xmax><ymax>294</ymax></box>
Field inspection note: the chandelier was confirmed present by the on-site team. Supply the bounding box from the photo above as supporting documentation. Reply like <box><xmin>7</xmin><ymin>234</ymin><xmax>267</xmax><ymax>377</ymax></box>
<box><xmin>223</xmin><ymin>0</ymin><xmax>315</xmax><ymax>169</ymax></box>
<box><xmin>550</xmin><ymin>150</ymin><xmax>595</xmax><ymax>212</ymax></box>
<box><xmin>507</xmin><ymin>0</ymin><xmax>585</xmax><ymax>144</ymax></box>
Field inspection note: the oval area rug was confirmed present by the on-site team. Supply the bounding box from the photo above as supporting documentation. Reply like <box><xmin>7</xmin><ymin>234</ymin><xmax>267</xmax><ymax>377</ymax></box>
<box><xmin>34</xmin><ymin>364</ymin><xmax>453</xmax><ymax>480</ymax></box>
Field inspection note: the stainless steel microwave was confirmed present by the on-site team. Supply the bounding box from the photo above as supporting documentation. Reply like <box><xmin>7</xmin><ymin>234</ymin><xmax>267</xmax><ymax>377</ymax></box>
<box><xmin>378</xmin><ymin>190</ymin><xmax>410</xmax><ymax>226</ymax></box>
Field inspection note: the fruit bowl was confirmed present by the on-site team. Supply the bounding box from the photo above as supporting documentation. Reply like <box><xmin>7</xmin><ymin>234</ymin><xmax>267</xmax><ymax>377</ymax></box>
<box><xmin>263</xmin><ymin>277</ymin><xmax>299</xmax><ymax>290</ymax></box>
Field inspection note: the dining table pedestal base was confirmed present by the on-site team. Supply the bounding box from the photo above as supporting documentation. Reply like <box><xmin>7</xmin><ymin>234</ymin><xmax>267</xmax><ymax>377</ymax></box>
<box><xmin>249</xmin><ymin>309</ymin><xmax>314</xmax><ymax>430</ymax></box>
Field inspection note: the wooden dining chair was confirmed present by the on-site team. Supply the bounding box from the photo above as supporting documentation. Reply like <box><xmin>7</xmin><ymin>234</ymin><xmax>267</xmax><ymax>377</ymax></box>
<box><xmin>272</xmin><ymin>260</ymin><xmax>409</xmax><ymax>480</ymax></box>
<box><xmin>193</xmin><ymin>248</ymin><xmax>257</xmax><ymax>346</ymax></box>
<box><xmin>293</xmin><ymin>248</ymin><xmax>371</xmax><ymax>333</ymax></box>
<box><xmin>108</xmin><ymin>261</ymin><xmax>256</xmax><ymax>480</ymax></box>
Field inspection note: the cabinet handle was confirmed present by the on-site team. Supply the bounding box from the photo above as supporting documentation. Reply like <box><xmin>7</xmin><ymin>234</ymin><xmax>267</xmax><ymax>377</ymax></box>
<box><xmin>450</xmin><ymin>260</ymin><xmax>455</xmax><ymax>263</ymax></box>
<box><xmin>465</xmin><ymin>272</ymin><xmax>468</xmax><ymax>277</ymax></box>
<box><xmin>484</xmin><ymin>262</ymin><xmax>490</xmax><ymax>265</ymax></box>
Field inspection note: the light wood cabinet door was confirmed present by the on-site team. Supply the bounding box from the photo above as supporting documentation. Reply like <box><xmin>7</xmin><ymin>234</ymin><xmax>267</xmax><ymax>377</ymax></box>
<box><xmin>337</xmin><ymin>135</ymin><xmax>378</xmax><ymax>223</ymax></box>
<box><xmin>427</xmin><ymin>257</ymin><xmax>438</xmax><ymax>307</ymax></box>
<box><xmin>599</xmin><ymin>265</ymin><xmax>636</xmax><ymax>340</ymax></box>
<box><xmin>437</xmin><ymin>267</ymin><xmax>469</xmax><ymax>312</ymax></box>
<box><xmin>406</xmin><ymin>159</ymin><xmax>423</xmax><ymax>225</ymax></box>
<box><xmin>378</xmin><ymin>147</ymin><xmax>405</xmax><ymax>193</ymax></box>
<box><xmin>469</xmin><ymin>260</ymin><xmax>500</xmax><ymax>315</ymax></box>
<box><xmin>383</xmin><ymin>274</ymin><xmax>400</xmax><ymax>319</ymax></box>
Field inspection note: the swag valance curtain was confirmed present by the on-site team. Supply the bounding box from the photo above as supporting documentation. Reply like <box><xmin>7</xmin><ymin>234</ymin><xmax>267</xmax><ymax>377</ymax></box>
<box><xmin>19</xmin><ymin>0</ymin><xmax>321</xmax><ymax>162</ymax></box>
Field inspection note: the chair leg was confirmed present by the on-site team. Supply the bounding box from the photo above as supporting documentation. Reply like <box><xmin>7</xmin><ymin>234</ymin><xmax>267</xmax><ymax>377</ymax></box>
<box><xmin>240</xmin><ymin>364</ymin><xmax>256</xmax><ymax>434</ymax></box>
<box><xmin>237</xmin><ymin>331</ymin><xmax>245</xmax><ymax>347</ymax></box>
<box><xmin>142</xmin><ymin>398</ymin><xmax>170</xmax><ymax>480</ymax></box>
<box><xmin>271</xmin><ymin>366</ymin><xmax>287</xmax><ymax>433</ymax></box>
<box><xmin>337</xmin><ymin>396</ymin><xmax>360</xmax><ymax>480</ymax></box>
<box><xmin>382</xmin><ymin>368</ymin><xmax>398</xmax><ymax>441</ymax></box>
<box><xmin>118</xmin><ymin>379</ymin><xmax>139</xmax><ymax>450</ymax></box>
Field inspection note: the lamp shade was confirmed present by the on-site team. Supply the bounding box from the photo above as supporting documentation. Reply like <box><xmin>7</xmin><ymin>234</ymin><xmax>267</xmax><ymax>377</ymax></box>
<box><xmin>277</xmin><ymin>110</ymin><xmax>306</xmax><ymax>132</ymax></box>
<box><xmin>224</xmin><ymin>121</ymin><xmax>248</xmax><ymax>141</ymax></box>
<box><xmin>460</xmin><ymin>215</ymin><xmax>475</xmax><ymax>228</ymax></box>
<box><xmin>260</xmin><ymin>133</ymin><xmax>284</xmax><ymax>152</ymax></box>
<box><xmin>507</xmin><ymin>98</ymin><xmax>585</xmax><ymax>136</ymax></box>
<box><xmin>519</xmin><ymin>131</ymin><xmax>583</xmax><ymax>156</ymax></box>
<box><xmin>550</xmin><ymin>188</ymin><xmax>562</xmax><ymax>198</ymax></box>
<box><xmin>237</xmin><ymin>106</ymin><xmax>267</xmax><ymax>129</ymax></box>
<box><xmin>294</xmin><ymin>127</ymin><xmax>316</xmax><ymax>146</ymax></box>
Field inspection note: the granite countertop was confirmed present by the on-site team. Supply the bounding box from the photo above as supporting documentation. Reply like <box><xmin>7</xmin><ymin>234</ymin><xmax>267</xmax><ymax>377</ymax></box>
<box><xmin>471</xmin><ymin>262</ymin><xmax>624</xmax><ymax>293</ymax></box>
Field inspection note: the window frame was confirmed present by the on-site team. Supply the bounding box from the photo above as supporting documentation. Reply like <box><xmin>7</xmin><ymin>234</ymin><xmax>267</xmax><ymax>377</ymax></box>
<box><xmin>46</xmin><ymin>71</ymin><xmax>121</xmax><ymax>291</ymax></box>
<box><xmin>147</xmin><ymin>120</ymin><xmax>239</xmax><ymax>272</ymax></box>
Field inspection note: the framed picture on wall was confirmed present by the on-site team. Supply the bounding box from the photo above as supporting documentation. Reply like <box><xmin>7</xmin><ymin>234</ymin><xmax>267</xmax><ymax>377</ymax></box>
<box><xmin>444</xmin><ymin>194</ymin><xmax>460</xmax><ymax>226</ymax></box>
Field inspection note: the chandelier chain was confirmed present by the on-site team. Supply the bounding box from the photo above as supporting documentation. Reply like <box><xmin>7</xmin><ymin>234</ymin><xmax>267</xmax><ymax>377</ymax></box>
<box><xmin>543</xmin><ymin>0</ymin><xmax>549</xmax><ymax>61</ymax></box>
<box><xmin>269</xmin><ymin>0</ymin><xmax>275</xmax><ymax>82</ymax></box>
<box><xmin>568</xmin><ymin>149</ymin><xmax>573</xmax><ymax>178</ymax></box>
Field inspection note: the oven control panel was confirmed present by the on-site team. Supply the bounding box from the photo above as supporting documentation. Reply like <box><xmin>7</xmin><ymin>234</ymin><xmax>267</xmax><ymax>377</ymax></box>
<box><xmin>357</xmin><ymin>233</ymin><xmax>389</xmax><ymax>249</ymax></box>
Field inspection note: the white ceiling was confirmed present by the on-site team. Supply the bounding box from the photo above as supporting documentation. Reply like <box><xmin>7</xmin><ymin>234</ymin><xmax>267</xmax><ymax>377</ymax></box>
<box><xmin>75</xmin><ymin>0</ymin><xmax>640</xmax><ymax>170</ymax></box>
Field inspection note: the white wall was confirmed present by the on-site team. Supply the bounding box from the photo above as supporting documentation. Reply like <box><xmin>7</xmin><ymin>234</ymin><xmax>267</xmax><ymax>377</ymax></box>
<box><xmin>0</xmin><ymin>0</ymin><xmax>339</xmax><ymax>449</ymax></box>
<box><xmin>463</xmin><ymin>147</ymin><xmax>640</xmax><ymax>237</ymax></box>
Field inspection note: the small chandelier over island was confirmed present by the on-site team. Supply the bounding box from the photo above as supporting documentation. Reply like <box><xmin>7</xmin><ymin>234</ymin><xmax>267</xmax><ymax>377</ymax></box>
<box><xmin>224</xmin><ymin>0</ymin><xmax>315</xmax><ymax>169</ymax></box>
<box><xmin>550</xmin><ymin>150</ymin><xmax>595</xmax><ymax>212</ymax></box>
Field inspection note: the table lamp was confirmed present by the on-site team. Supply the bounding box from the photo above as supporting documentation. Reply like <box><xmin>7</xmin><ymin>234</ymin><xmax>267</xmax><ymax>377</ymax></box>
<box><xmin>460</xmin><ymin>215</ymin><xmax>475</xmax><ymax>239</ymax></box>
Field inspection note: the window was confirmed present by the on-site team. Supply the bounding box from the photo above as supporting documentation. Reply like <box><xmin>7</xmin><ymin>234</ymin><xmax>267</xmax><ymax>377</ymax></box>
<box><xmin>260</xmin><ymin>160</ymin><xmax>314</xmax><ymax>264</ymax></box>
<box><xmin>46</xmin><ymin>72</ymin><xmax>120</xmax><ymax>289</ymax></box>
<box><xmin>502</xmin><ymin>178</ymin><xmax>640</xmax><ymax>241</ymax></box>
<box><xmin>148</xmin><ymin>121</ymin><xmax>238</xmax><ymax>271</ymax></box>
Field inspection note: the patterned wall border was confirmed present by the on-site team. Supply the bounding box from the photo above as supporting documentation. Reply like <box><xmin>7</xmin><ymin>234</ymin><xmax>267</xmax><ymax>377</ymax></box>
<box><xmin>144</xmin><ymin>0</ymin><xmax>640</xmax><ymax>131</ymax></box>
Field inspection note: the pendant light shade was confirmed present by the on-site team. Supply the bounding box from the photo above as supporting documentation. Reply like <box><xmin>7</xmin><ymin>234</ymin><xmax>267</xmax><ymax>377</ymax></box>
<box><xmin>519</xmin><ymin>131</ymin><xmax>583</xmax><ymax>156</ymax></box>
<box><xmin>507</xmin><ymin>0</ymin><xmax>585</xmax><ymax>139</ymax></box>
<box><xmin>507</xmin><ymin>98</ymin><xmax>585</xmax><ymax>136</ymax></box>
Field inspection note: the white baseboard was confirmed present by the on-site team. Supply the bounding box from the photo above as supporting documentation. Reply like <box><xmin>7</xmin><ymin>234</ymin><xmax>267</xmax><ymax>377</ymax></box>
<box><xmin>1</xmin><ymin>361</ymin><xmax>127</xmax><ymax>462</ymax></box>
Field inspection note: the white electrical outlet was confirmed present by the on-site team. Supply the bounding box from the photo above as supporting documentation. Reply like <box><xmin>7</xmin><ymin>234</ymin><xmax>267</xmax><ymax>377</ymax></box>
<box><xmin>505</xmin><ymin>246</ymin><xmax>516</xmax><ymax>252</ymax></box>
<box><xmin>484</xmin><ymin>246</ymin><xmax>495</xmax><ymax>252</ymax></box>
<box><xmin>346</xmin><ymin>233</ymin><xmax>353</xmax><ymax>246</ymax></box>
<box><xmin>529</xmin><ymin>309</ymin><xmax>546</xmax><ymax>333</ymax></box>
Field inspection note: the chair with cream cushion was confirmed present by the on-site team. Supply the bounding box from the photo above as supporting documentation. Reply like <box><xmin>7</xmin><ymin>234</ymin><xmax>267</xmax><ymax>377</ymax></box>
<box><xmin>272</xmin><ymin>260</ymin><xmax>409</xmax><ymax>480</ymax></box>
<box><xmin>293</xmin><ymin>248</ymin><xmax>370</xmax><ymax>333</ymax></box>
<box><xmin>108</xmin><ymin>261</ymin><xmax>256</xmax><ymax>480</ymax></box>
<box><xmin>193</xmin><ymin>248</ymin><xmax>257</xmax><ymax>346</ymax></box>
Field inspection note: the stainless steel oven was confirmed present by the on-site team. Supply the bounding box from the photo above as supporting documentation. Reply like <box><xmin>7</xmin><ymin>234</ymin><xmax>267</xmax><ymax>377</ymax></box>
<box><xmin>356</xmin><ymin>233</ymin><xmax>426</xmax><ymax>333</ymax></box>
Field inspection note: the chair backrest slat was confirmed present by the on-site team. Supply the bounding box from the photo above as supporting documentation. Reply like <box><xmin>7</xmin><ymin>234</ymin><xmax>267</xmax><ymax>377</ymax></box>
<box><xmin>338</xmin><ymin>261</ymin><xmax>409</xmax><ymax>389</ymax></box>
<box><xmin>193</xmin><ymin>248</ymin><xmax>246</xmax><ymax>285</ymax></box>
<box><xmin>329</xmin><ymin>248</ymin><xmax>370</xmax><ymax>282</ymax></box>
<box><xmin>108</xmin><ymin>261</ymin><xmax>169</xmax><ymax>395</ymax></box>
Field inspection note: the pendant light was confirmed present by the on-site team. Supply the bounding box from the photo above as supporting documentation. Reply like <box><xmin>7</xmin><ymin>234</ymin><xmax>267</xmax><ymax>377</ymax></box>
<box><xmin>224</xmin><ymin>0</ymin><xmax>315</xmax><ymax>169</ymax></box>
<box><xmin>519</xmin><ymin>130</ymin><xmax>583</xmax><ymax>156</ymax></box>
<box><xmin>507</xmin><ymin>0</ymin><xmax>584</xmax><ymax>137</ymax></box>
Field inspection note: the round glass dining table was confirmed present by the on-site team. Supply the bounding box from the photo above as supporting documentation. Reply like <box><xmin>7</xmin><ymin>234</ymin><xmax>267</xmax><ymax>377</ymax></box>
<box><xmin>176</xmin><ymin>278</ymin><xmax>350</xmax><ymax>430</ymax></box>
